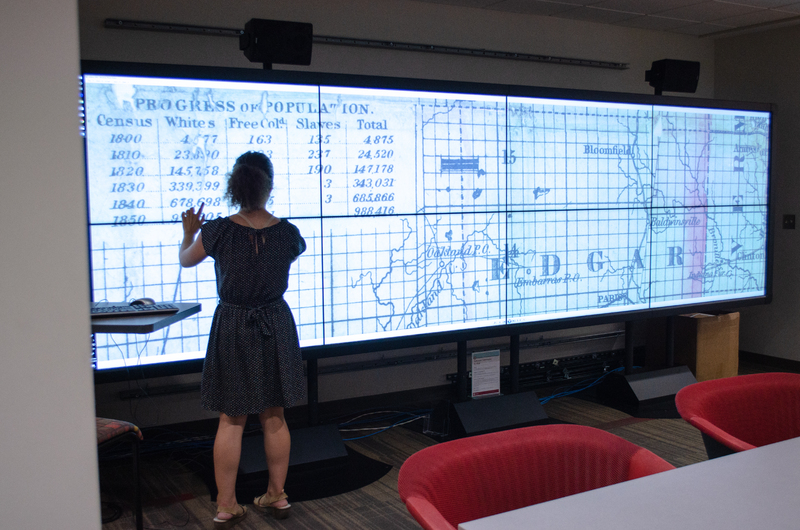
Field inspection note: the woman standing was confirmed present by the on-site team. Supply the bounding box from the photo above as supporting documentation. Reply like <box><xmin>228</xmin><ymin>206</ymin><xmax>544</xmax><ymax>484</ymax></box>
<box><xmin>179</xmin><ymin>151</ymin><xmax>306</xmax><ymax>528</ymax></box>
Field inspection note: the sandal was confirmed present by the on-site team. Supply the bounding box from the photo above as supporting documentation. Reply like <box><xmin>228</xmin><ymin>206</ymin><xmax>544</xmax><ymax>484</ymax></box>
<box><xmin>254</xmin><ymin>490</ymin><xmax>292</xmax><ymax>520</ymax></box>
<box><xmin>213</xmin><ymin>504</ymin><xmax>247</xmax><ymax>529</ymax></box>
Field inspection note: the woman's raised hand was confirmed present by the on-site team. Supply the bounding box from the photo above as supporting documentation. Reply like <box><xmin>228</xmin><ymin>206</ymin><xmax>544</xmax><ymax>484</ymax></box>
<box><xmin>181</xmin><ymin>203</ymin><xmax>206</xmax><ymax>236</ymax></box>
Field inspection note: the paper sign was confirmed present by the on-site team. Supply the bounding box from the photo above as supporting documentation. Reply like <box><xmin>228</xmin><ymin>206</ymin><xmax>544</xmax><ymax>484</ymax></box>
<box><xmin>471</xmin><ymin>349</ymin><xmax>501</xmax><ymax>398</ymax></box>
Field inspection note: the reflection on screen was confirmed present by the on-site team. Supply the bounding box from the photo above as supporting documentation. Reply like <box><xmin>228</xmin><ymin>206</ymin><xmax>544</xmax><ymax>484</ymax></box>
<box><xmin>83</xmin><ymin>73</ymin><xmax>770</xmax><ymax>370</ymax></box>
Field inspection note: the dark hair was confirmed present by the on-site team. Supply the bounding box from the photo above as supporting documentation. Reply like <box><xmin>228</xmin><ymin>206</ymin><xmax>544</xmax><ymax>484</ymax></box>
<box><xmin>224</xmin><ymin>151</ymin><xmax>274</xmax><ymax>210</ymax></box>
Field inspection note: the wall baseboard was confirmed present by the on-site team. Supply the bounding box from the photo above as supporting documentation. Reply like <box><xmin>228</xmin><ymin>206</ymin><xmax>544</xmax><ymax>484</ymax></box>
<box><xmin>136</xmin><ymin>384</ymin><xmax>457</xmax><ymax>441</ymax></box>
<box><xmin>286</xmin><ymin>384</ymin><xmax>455</xmax><ymax>428</ymax></box>
<box><xmin>739</xmin><ymin>350</ymin><xmax>800</xmax><ymax>373</ymax></box>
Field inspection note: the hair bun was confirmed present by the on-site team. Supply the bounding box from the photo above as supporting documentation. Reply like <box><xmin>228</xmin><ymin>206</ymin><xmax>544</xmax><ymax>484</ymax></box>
<box><xmin>235</xmin><ymin>151</ymin><xmax>272</xmax><ymax>173</ymax></box>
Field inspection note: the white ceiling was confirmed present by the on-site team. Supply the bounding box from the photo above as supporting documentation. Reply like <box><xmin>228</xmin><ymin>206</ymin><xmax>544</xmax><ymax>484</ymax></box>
<box><xmin>413</xmin><ymin>0</ymin><xmax>800</xmax><ymax>36</ymax></box>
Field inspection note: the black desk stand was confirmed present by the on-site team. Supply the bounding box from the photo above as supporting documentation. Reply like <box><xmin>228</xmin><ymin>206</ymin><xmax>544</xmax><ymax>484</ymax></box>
<box><xmin>92</xmin><ymin>302</ymin><xmax>200</xmax><ymax>530</ymax></box>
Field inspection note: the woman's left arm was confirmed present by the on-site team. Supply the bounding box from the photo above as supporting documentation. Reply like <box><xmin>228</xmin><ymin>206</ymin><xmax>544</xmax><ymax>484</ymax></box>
<box><xmin>179</xmin><ymin>204</ymin><xmax>208</xmax><ymax>267</ymax></box>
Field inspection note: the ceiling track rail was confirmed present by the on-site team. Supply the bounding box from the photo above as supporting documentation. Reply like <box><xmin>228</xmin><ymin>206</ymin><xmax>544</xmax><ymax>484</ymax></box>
<box><xmin>104</xmin><ymin>18</ymin><xmax>629</xmax><ymax>70</ymax></box>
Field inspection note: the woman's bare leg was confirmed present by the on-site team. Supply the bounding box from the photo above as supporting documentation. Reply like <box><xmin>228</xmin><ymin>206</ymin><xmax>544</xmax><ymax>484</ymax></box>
<box><xmin>214</xmin><ymin>413</ymin><xmax>248</xmax><ymax>516</ymax></box>
<box><xmin>259</xmin><ymin>407</ymin><xmax>290</xmax><ymax>507</ymax></box>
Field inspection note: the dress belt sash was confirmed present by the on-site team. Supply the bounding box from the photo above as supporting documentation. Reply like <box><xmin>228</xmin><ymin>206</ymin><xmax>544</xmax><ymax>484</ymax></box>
<box><xmin>220</xmin><ymin>299</ymin><xmax>283</xmax><ymax>337</ymax></box>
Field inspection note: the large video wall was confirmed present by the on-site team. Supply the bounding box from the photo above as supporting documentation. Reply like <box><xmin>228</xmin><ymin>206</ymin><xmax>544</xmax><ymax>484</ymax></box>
<box><xmin>82</xmin><ymin>63</ymin><xmax>771</xmax><ymax>371</ymax></box>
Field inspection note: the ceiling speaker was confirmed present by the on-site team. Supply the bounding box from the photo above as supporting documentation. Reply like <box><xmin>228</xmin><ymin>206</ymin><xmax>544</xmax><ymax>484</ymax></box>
<box><xmin>645</xmin><ymin>59</ymin><xmax>700</xmax><ymax>95</ymax></box>
<box><xmin>240</xmin><ymin>19</ymin><xmax>313</xmax><ymax>68</ymax></box>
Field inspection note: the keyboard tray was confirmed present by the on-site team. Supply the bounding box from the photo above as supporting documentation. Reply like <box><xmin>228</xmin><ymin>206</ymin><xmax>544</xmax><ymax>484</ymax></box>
<box><xmin>91</xmin><ymin>303</ymin><xmax>180</xmax><ymax>318</ymax></box>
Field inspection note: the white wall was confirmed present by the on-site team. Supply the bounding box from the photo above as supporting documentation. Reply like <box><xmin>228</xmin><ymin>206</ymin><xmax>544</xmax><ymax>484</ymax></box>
<box><xmin>81</xmin><ymin>0</ymin><xmax>717</xmax><ymax>426</ymax></box>
<box><xmin>715</xmin><ymin>25</ymin><xmax>800</xmax><ymax>362</ymax></box>
<box><xmin>0</xmin><ymin>1</ymin><xmax>101</xmax><ymax>529</ymax></box>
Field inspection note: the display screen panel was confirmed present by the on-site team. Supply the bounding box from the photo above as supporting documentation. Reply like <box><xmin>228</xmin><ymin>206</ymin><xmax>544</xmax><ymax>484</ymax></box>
<box><xmin>82</xmin><ymin>64</ymin><xmax>771</xmax><ymax>372</ymax></box>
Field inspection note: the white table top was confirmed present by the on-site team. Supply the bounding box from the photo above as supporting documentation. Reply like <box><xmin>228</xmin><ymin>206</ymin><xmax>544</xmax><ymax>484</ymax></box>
<box><xmin>459</xmin><ymin>436</ymin><xmax>800</xmax><ymax>530</ymax></box>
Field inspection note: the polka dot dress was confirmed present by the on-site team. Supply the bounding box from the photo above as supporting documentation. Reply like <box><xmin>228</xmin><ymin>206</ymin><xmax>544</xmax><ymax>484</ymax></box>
<box><xmin>200</xmin><ymin>217</ymin><xmax>306</xmax><ymax>416</ymax></box>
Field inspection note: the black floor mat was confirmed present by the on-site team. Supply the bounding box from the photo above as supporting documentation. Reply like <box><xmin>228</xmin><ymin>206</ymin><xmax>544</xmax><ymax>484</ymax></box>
<box><xmin>198</xmin><ymin>445</ymin><xmax>393</xmax><ymax>503</ymax></box>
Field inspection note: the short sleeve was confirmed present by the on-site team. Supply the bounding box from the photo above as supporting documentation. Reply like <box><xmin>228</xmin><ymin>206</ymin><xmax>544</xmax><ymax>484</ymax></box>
<box><xmin>287</xmin><ymin>221</ymin><xmax>306</xmax><ymax>260</ymax></box>
<box><xmin>201</xmin><ymin>218</ymin><xmax>224</xmax><ymax>258</ymax></box>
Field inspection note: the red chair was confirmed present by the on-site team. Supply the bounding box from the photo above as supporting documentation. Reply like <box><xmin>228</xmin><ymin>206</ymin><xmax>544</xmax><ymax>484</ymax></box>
<box><xmin>675</xmin><ymin>372</ymin><xmax>800</xmax><ymax>459</ymax></box>
<box><xmin>397</xmin><ymin>424</ymin><xmax>674</xmax><ymax>530</ymax></box>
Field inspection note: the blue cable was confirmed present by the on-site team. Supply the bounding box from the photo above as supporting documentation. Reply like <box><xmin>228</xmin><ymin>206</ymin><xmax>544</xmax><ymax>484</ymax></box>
<box><xmin>539</xmin><ymin>366</ymin><xmax>625</xmax><ymax>404</ymax></box>
<box><xmin>341</xmin><ymin>414</ymin><xmax>427</xmax><ymax>441</ymax></box>
<box><xmin>338</xmin><ymin>409</ymin><xmax>430</xmax><ymax>428</ymax></box>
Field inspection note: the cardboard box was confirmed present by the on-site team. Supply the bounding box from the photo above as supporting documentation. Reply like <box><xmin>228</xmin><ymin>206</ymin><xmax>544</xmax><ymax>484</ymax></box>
<box><xmin>674</xmin><ymin>312</ymin><xmax>739</xmax><ymax>381</ymax></box>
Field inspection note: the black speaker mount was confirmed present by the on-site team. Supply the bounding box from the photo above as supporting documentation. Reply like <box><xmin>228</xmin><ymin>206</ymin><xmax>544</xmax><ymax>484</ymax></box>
<box><xmin>240</xmin><ymin>18</ymin><xmax>313</xmax><ymax>70</ymax></box>
<box><xmin>645</xmin><ymin>59</ymin><xmax>700</xmax><ymax>96</ymax></box>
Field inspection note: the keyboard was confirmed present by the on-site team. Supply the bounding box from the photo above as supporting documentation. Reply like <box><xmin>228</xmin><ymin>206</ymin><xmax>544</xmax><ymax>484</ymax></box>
<box><xmin>91</xmin><ymin>303</ymin><xmax>180</xmax><ymax>318</ymax></box>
